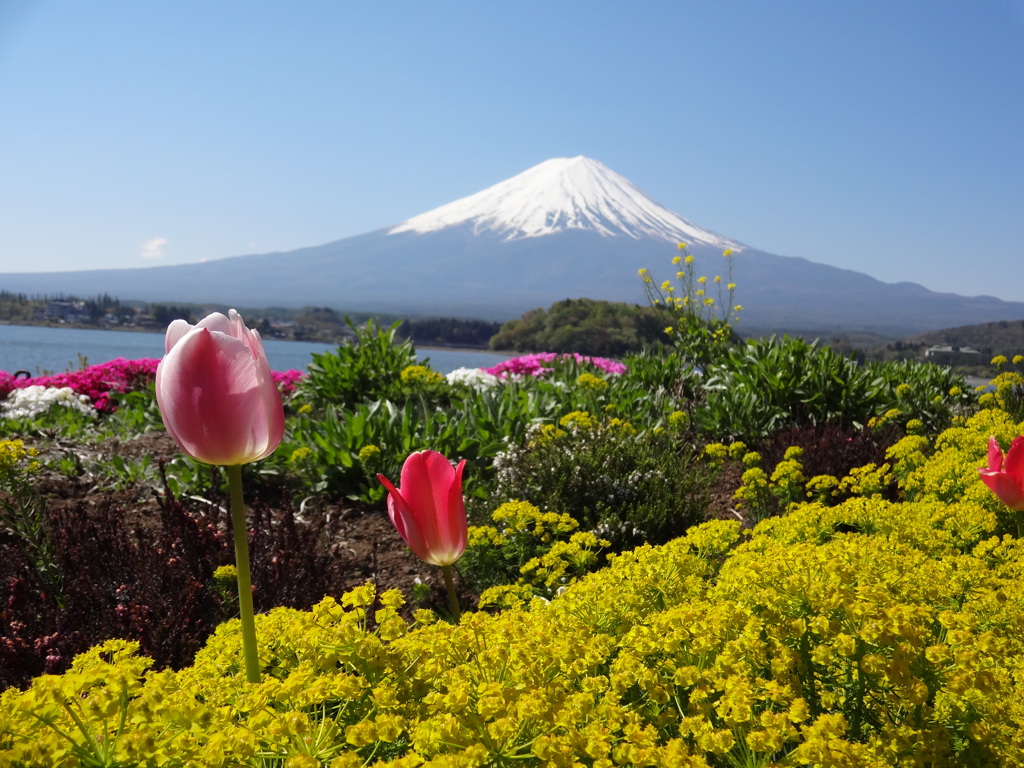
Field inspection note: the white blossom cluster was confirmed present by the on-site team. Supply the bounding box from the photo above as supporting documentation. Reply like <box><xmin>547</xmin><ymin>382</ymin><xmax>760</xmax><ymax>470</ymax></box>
<box><xmin>1</xmin><ymin>386</ymin><xmax>95</xmax><ymax>420</ymax></box>
<box><xmin>445</xmin><ymin>367</ymin><xmax>501</xmax><ymax>391</ymax></box>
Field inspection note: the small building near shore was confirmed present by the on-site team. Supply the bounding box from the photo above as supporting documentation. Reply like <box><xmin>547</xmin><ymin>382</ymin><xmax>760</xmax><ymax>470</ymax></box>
<box><xmin>924</xmin><ymin>345</ymin><xmax>982</xmax><ymax>365</ymax></box>
<box><xmin>43</xmin><ymin>300</ymin><xmax>87</xmax><ymax>323</ymax></box>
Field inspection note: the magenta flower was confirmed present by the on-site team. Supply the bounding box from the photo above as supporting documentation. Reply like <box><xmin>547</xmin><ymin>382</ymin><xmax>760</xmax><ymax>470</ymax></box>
<box><xmin>979</xmin><ymin>435</ymin><xmax>1024</xmax><ymax>512</ymax></box>
<box><xmin>1</xmin><ymin>358</ymin><xmax>161</xmax><ymax>412</ymax></box>
<box><xmin>271</xmin><ymin>368</ymin><xmax>305</xmax><ymax>396</ymax></box>
<box><xmin>484</xmin><ymin>352</ymin><xmax>626</xmax><ymax>379</ymax></box>
<box><xmin>378</xmin><ymin>450</ymin><xmax>468</xmax><ymax>567</ymax></box>
<box><xmin>155</xmin><ymin>310</ymin><xmax>285</xmax><ymax>466</ymax></box>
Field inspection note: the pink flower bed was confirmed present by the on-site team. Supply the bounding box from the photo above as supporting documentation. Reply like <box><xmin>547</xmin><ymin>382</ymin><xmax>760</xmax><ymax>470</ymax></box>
<box><xmin>484</xmin><ymin>352</ymin><xmax>627</xmax><ymax>379</ymax></box>
<box><xmin>0</xmin><ymin>359</ymin><xmax>304</xmax><ymax>413</ymax></box>
<box><xmin>271</xmin><ymin>369</ymin><xmax>305</xmax><ymax>395</ymax></box>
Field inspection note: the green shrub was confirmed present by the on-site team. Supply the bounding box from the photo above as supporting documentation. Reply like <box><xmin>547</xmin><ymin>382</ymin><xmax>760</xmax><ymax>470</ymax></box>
<box><xmin>489</xmin><ymin>298</ymin><xmax>667</xmax><ymax>356</ymax></box>
<box><xmin>0</xmin><ymin>439</ymin><xmax>63</xmax><ymax>607</ymax></box>
<box><xmin>277</xmin><ymin>355</ymin><xmax>690</xmax><ymax>506</ymax></box>
<box><xmin>699</xmin><ymin>335</ymin><xmax>975</xmax><ymax>442</ymax></box>
<box><xmin>866</xmin><ymin>357</ymin><xmax>977</xmax><ymax>435</ymax></box>
<box><xmin>297</xmin><ymin>320</ymin><xmax>418</xmax><ymax>411</ymax></box>
<box><xmin>699</xmin><ymin>336</ymin><xmax>875</xmax><ymax>441</ymax></box>
<box><xmin>491</xmin><ymin>410</ymin><xmax>716</xmax><ymax>548</ymax></box>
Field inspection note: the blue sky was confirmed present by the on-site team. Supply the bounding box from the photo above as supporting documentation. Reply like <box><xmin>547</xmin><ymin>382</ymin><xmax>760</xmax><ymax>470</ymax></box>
<box><xmin>2</xmin><ymin>1</ymin><xmax>1023</xmax><ymax>302</ymax></box>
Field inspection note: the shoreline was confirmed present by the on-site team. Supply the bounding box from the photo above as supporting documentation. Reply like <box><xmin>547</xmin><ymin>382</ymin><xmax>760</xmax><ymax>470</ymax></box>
<box><xmin>0</xmin><ymin>319</ymin><xmax>164</xmax><ymax>336</ymax></box>
<box><xmin>0</xmin><ymin>320</ymin><xmax>500</xmax><ymax>354</ymax></box>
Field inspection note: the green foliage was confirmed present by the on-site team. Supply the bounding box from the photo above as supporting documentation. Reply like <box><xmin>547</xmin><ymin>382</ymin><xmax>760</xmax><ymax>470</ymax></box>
<box><xmin>0</xmin><ymin>291</ymin><xmax>38</xmax><ymax>323</ymax></box>
<box><xmin>0</xmin><ymin>439</ymin><xmax>63</xmax><ymax>607</ymax></box>
<box><xmin>0</xmin><ymin>403</ymin><xmax>96</xmax><ymax>441</ymax></box>
<box><xmin>489</xmin><ymin>298</ymin><xmax>666</xmax><ymax>356</ymax></box>
<box><xmin>281</xmin><ymin>381</ymin><xmax>561</xmax><ymax>503</ymax></box>
<box><xmin>698</xmin><ymin>335</ymin><xmax>976</xmax><ymax>442</ymax></box>
<box><xmin>866</xmin><ymin>357</ymin><xmax>978</xmax><ymax>434</ymax></box>
<box><xmin>700</xmin><ymin>335</ymin><xmax>874</xmax><ymax>440</ymax></box>
<box><xmin>97</xmin><ymin>454</ymin><xmax>158</xmax><ymax>492</ymax></box>
<box><xmin>0</xmin><ymin>291</ymin><xmax>141</xmax><ymax>326</ymax></box>
<box><xmin>279</xmin><ymin>354</ymin><xmax>686</xmax><ymax>506</ymax></box>
<box><xmin>491</xmin><ymin>410</ymin><xmax>716</xmax><ymax>549</ymax></box>
<box><xmin>397</xmin><ymin>316</ymin><xmax>501</xmax><ymax>347</ymax></box>
<box><xmin>297</xmin><ymin>320</ymin><xmax>418</xmax><ymax>410</ymax></box>
<box><xmin>100</xmin><ymin>386</ymin><xmax>165</xmax><ymax>435</ymax></box>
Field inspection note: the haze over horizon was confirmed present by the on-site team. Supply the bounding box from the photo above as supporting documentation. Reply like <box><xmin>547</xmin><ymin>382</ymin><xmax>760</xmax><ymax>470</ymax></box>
<box><xmin>1</xmin><ymin>1</ymin><xmax>1022</xmax><ymax>302</ymax></box>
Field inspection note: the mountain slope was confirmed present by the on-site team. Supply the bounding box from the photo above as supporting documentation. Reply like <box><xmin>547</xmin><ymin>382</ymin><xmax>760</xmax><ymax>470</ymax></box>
<box><xmin>1</xmin><ymin>156</ymin><xmax>1022</xmax><ymax>334</ymax></box>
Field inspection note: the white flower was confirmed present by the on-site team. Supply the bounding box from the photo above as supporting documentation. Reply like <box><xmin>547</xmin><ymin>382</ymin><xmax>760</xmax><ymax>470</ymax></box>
<box><xmin>445</xmin><ymin>367</ymin><xmax>501</xmax><ymax>391</ymax></box>
<box><xmin>2</xmin><ymin>386</ymin><xmax>96</xmax><ymax>420</ymax></box>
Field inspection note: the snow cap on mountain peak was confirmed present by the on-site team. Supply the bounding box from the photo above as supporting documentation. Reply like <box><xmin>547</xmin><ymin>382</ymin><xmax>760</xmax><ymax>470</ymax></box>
<box><xmin>389</xmin><ymin>156</ymin><xmax>742</xmax><ymax>249</ymax></box>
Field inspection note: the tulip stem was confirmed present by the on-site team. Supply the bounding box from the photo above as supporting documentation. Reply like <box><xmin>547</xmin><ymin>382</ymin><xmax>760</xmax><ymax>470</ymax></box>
<box><xmin>441</xmin><ymin>564</ymin><xmax>461</xmax><ymax>623</ymax></box>
<box><xmin>228</xmin><ymin>464</ymin><xmax>261</xmax><ymax>684</ymax></box>
<box><xmin>1017</xmin><ymin>512</ymin><xmax>1023</xmax><ymax>539</ymax></box>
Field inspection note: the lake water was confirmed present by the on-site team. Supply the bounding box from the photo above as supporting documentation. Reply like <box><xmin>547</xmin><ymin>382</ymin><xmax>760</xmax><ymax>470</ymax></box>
<box><xmin>0</xmin><ymin>324</ymin><xmax>513</xmax><ymax>376</ymax></box>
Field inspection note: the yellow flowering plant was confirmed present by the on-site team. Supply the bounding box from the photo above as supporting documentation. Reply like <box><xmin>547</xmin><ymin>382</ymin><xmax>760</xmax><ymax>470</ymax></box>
<box><xmin>457</xmin><ymin>499</ymin><xmax>606</xmax><ymax>602</ymax></box>
<box><xmin>0</xmin><ymin>438</ymin><xmax>63</xmax><ymax>607</ymax></box>
<box><xmin>639</xmin><ymin>244</ymin><xmax>741</xmax><ymax>367</ymax></box>
<box><xmin>9</xmin><ymin>429</ymin><xmax>1024</xmax><ymax>768</ymax></box>
<box><xmin>982</xmin><ymin>352</ymin><xmax>1024</xmax><ymax>421</ymax></box>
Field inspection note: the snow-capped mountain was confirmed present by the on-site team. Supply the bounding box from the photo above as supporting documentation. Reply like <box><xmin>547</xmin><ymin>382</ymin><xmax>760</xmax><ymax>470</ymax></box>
<box><xmin>2</xmin><ymin>157</ymin><xmax>1023</xmax><ymax>335</ymax></box>
<box><xmin>390</xmin><ymin>156</ymin><xmax>741</xmax><ymax>250</ymax></box>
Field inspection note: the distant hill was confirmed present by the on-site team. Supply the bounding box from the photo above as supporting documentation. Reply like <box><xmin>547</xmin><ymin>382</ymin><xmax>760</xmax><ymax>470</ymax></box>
<box><xmin>489</xmin><ymin>298</ymin><xmax>667</xmax><ymax>356</ymax></box>
<box><xmin>3</xmin><ymin>156</ymin><xmax>1024</xmax><ymax>336</ymax></box>
<box><xmin>907</xmin><ymin>319</ymin><xmax>1024</xmax><ymax>357</ymax></box>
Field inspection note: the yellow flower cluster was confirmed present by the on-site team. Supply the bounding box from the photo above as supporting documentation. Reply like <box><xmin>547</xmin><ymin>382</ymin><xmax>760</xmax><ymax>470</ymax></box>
<box><xmin>837</xmin><ymin>462</ymin><xmax>892</xmax><ymax>497</ymax></box>
<box><xmin>702</xmin><ymin>441</ymin><xmax>748</xmax><ymax>464</ymax></box>
<box><xmin>981</xmin><ymin>370</ymin><xmax>1024</xmax><ymax>414</ymax></box>
<box><xmin>288</xmin><ymin>445</ymin><xmax>314</xmax><ymax>466</ymax></box>
<box><xmin>559</xmin><ymin>410</ymin><xmax>600</xmax><ymax>431</ymax></box>
<box><xmin>769</xmin><ymin>447</ymin><xmax>806</xmax><ymax>510</ymax></box>
<box><xmin>467</xmin><ymin>500</ymin><xmax>610</xmax><ymax>609</ymax></box>
<box><xmin>667</xmin><ymin>410</ymin><xmax>689</xmax><ymax>430</ymax></box>
<box><xmin>575</xmin><ymin>372</ymin><xmax>609</xmax><ymax>390</ymax></box>
<box><xmin>212</xmin><ymin>564</ymin><xmax>238</xmax><ymax>585</ymax></box>
<box><xmin>0</xmin><ymin>438</ymin><xmax>39</xmax><ymax>473</ymax></box>
<box><xmin>399</xmin><ymin>365</ymin><xmax>445</xmax><ymax>388</ymax></box>
<box><xmin>892</xmin><ymin>409</ymin><xmax>1019</xmax><ymax>512</ymax></box>
<box><xmin>358</xmin><ymin>444</ymin><xmax>383</xmax><ymax>466</ymax></box>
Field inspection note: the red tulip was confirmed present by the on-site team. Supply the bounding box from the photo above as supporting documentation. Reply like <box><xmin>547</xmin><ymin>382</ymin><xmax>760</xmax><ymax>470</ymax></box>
<box><xmin>156</xmin><ymin>310</ymin><xmax>285</xmax><ymax>466</ymax></box>
<box><xmin>378</xmin><ymin>451</ymin><xmax>467</xmax><ymax>566</ymax></box>
<box><xmin>979</xmin><ymin>435</ymin><xmax>1024</xmax><ymax>511</ymax></box>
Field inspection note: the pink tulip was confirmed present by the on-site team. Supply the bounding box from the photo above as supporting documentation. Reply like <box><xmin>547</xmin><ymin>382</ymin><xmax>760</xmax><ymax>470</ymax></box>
<box><xmin>979</xmin><ymin>435</ymin><xmax>1024</xmax><ymax>511</ymax></box>
<box><xmin>378</xmin><ymin>451</ymin><xmax>468</xmax><ymax>566</ymax></box>
<box><xmin>156</xmin><ymin>310</ymin><xmax>285</xmax><ymax>466</ymax></box>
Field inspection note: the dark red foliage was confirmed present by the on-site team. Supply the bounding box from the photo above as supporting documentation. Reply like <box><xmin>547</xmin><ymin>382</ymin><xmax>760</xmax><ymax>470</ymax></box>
<box><xmin>757</xmin><ymin>421</ymin><xmax>903</xmax><ymax>489</ymax></box>
<box><xmin>0</xmin><ymin>460</ymin><xmax>451</xmax><ymax>691</ymax></box>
